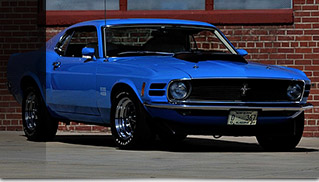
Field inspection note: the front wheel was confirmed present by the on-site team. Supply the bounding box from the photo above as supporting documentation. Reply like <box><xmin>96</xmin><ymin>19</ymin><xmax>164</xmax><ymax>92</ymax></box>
<box><xmin>22</xmin><ymin>86</ymin><xmax>58</xmax><ymax>141</ymax></box>
<box><xmin>256</xmin><ymin>112</ymin><xmax>304</xmax><ymax>151</ymax></box>
<box><xmin>110</xmin><ymin>89</ymin><xmax>154</xmax><ymax>149</ymax></box>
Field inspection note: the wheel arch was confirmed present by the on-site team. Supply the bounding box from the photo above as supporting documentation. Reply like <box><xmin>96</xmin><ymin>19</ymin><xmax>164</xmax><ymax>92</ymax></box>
<box><xmin>20</xmin><ymin>74</ymin><xmax>45</xmax><ymax>102</ymax></box>
<box><xmin>110</xmin><ymin>81</ymin><xmax>143</xmax><ymax>104</ymax></box>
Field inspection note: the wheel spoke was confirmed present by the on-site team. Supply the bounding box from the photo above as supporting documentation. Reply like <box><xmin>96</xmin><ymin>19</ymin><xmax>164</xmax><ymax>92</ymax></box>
<box><xmin>24</xmin><ymin>92</ymin><xmax>38</xmax><ymax>131</ymax></box>
<box><xmin>114</xmin><ymin>97</ymin><xmax>137</xmax><ymax>140</ymax></box>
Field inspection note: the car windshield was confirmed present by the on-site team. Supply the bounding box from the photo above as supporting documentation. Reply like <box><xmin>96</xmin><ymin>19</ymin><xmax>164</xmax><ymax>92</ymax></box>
<box><xmin>104</xmin><ymin>25</ymin><xmax>237</xmax><ymax>57</ymax></box>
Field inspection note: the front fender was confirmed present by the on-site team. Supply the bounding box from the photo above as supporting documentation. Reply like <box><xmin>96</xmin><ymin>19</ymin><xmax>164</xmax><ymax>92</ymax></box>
<box><xmin>112</xmin><ymin>79</ymin><xmax>144</xmax><ymax>104</ymax></box>
<box><xmin>97</xmin><ymin>78</ymin><xmax>146</xmax><ymax>124</ymax></box>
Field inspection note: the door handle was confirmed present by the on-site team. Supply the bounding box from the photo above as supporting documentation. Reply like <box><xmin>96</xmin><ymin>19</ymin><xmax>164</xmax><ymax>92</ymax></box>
<box><xmin>53</xmin><ymin>61</ymin><xmax>61</xmax><ymax>70</ymax></box>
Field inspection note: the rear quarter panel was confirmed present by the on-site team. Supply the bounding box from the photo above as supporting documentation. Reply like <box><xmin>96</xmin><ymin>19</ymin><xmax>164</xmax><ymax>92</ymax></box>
<box><xmin>7</xmin><ymin>49</ymin><xmax>46</xmax><ymax>104</ymax></box>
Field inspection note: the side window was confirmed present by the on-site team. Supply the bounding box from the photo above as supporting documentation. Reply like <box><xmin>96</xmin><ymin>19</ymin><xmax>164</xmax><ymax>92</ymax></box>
<box><xmin>56</xmin><ymin>26</ymin><xmax>98</xmax><ymax>58</ymax></box>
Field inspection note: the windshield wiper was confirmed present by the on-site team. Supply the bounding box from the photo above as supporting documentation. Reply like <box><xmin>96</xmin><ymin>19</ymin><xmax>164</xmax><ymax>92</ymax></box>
<box><xmin>117</xmin><ymin>51</ymin><xmax>174</xmax><ymax>57</ymax></box>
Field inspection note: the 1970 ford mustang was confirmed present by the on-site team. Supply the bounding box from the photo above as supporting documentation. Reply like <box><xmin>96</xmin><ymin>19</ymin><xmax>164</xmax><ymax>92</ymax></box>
<box><xmin>7</xmin><ymin>19</ymin><xmax>312</xmax><ymax>150</ymax></box>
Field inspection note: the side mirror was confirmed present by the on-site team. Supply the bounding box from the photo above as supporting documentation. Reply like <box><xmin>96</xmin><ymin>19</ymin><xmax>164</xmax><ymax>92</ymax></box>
<box><xmin>237</xmin><ymin>49</ymin><xmax>248</xmax><ymax>57</ymax></box>
<box><xmin>82</xmin><ymin>47</ymin><xmax>95</xmax><ymax>60</ymax></box>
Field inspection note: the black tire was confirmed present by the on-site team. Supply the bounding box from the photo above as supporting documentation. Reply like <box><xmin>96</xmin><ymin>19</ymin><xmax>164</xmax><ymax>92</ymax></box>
<box><xmin>22</xmin><ymin>86</ymin><xmax>58</xmax><ymax>141</ymax></box>
<box><xmin>256</xmin><ymin>112</ymin><xmax>304</xmax><ymax>151</ymax></box>
<box><xmin>110</xmin><ymin>89</ymin><xmax>154</xmax><ymax>149</ymax></box>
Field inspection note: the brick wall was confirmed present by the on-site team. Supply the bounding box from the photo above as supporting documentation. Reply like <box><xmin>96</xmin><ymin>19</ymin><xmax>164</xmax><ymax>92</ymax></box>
<box><xmin>2</xmin><ymin>0</ymin><xmax>319</xmax><ymax>136</ymax></box>
<box><xmin>0</xmin><ymin>0</ymin><xmax>44</xmax><ymax>131</ymax></box>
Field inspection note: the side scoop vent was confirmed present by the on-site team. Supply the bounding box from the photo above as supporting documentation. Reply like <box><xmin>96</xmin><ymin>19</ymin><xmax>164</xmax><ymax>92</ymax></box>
<box><xmin>149</xmin><ymin>83</ymin><xmax>166</xmax><ymax>96</ymax></box>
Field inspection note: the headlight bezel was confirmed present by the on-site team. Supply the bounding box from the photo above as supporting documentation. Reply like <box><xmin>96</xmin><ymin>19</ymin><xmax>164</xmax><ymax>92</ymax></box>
<box><xmin>167</xmin><ymin>80</ymin><xmax>192</xmax><ymax>101</ymax></box>
<box><xmin>287</xmin><ymin>82</ymin><xmax>303</xmax><ymax>101</ymax></box>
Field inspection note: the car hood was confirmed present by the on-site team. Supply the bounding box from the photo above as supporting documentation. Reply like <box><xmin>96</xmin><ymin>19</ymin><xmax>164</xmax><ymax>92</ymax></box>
<box><xmin>108</xmin><ymin>56</ymin><xmax>308</xmax><ymax>80</ymax></box>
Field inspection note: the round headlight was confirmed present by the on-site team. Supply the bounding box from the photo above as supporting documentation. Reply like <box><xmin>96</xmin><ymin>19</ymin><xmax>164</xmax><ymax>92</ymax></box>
<box><xmin>169</xmin><ymin>82</ymin><xmax>190</xmax><ymax>100</ymax></box>
<box><xmin>287</xmin><ymin>84</ymin><xmax>302</xmax><ymax>100</ymax></box>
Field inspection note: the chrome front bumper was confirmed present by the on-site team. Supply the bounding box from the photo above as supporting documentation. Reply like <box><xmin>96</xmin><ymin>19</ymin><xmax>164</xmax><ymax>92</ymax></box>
<box><xmin>144</xmin><ymin>103</ymin><xmax>313</xmax><ymax>111</ymax></box>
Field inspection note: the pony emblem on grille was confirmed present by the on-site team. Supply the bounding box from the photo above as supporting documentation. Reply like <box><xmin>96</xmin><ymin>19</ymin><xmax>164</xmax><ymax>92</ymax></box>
<box><xmin>240</xmin><ymin>84</ymin><xmax>251</xmax><ymax>96</ymax></box>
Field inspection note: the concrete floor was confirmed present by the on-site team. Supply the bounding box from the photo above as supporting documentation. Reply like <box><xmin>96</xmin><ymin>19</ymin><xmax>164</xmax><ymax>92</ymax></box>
<box><xmin>0</xmin><ymin>131</ymin><xmax>318</xmax><ymax>179</ymax></box>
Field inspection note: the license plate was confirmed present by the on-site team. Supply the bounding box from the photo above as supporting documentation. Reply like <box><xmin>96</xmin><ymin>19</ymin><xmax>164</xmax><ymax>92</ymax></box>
<box><xmin>227</xmin><ymin>110</ymin><xmax>258</xmax><ymax>125</ymax></box>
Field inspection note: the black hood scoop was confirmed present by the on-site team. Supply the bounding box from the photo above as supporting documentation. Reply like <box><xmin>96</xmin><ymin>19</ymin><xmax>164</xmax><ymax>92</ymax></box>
<box><xmin>174</xmin><ymin>52</ymin><xmax>248</xmax><ymax>64</ymax></box>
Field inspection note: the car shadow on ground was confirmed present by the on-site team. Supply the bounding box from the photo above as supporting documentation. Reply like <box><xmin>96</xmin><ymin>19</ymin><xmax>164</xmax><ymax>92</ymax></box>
<box><xmin>51</xmin><ymin>134</ymin><xmax>318</xmax><ymax>153</ymax></box>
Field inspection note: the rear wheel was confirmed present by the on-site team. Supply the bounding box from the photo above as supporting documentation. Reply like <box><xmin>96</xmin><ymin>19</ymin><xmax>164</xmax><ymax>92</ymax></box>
<box><xmin>110</xmin><ymin>89</ymin><xmax>154</xmax><ymax>149</ymax></box>
<box><xmin>256</xmin><ymin>112</ymin><xmax>304</xmax><ymax>151</ymax></box>
<box><xmin>22</xmin><ymin>86</ymin><xmax>58</xmax><ymax>141</ymax></box>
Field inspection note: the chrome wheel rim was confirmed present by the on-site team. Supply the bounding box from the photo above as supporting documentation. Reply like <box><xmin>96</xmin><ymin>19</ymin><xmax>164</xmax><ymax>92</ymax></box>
<box><xmin>114</xmin><ymin>97</ymin><xmax>137</xmax><ymax>140</ymax></box>
<box><xmin>24</xmin><ymin>92</ymin><xmax>38</xmax><ymax>131</ymax></box>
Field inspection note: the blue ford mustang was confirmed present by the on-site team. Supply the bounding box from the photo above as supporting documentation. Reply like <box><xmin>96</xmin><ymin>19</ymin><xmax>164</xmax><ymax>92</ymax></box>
<box><xmin>7</xmin><ymin>19</ymin><xmax>313</xmax><ymax>150</ymax></box>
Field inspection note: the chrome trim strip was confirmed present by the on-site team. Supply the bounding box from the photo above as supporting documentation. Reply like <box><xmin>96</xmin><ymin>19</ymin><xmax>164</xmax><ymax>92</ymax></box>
<box><xmin>144</xmin><ymin>103</ymin><xmax>313</xmax><ymax>111</ymax></box>
<box><xmin>170</xmin><ymin>101</ymin><xmax>302</xmax><ymax>105</ymax></box>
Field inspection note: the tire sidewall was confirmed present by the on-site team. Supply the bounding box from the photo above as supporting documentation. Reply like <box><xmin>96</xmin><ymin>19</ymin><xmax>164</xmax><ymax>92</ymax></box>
<box><xmin>256</xmin><ymin>112</ymin><xmax>304</xmax><ymax>151</ymax></box>
<box><xmin>110</xmin><ymin>90</ymin><xmax>150</xmax><ymax>148</ymax></box>
<box><xmin>22</xmin><ymin>86</ymin><xmax>58</xmax><ymax>141</ymax></box>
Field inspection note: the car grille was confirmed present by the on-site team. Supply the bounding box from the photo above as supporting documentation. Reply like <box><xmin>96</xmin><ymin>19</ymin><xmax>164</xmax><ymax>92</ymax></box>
<box><xmin>187</xmin><ymin>79</ymin><xmax>304</xmax><ymax>102</ymax></box>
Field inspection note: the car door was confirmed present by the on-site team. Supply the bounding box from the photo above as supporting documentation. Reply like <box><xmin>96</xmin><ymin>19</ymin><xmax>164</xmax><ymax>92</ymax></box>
<box><xmin>49</xmin><ymin>26</ymin><xmax>101</xmax><ymax>121</ymax></box>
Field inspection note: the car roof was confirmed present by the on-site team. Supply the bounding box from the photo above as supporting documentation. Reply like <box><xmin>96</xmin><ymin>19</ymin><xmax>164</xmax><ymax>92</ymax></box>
<box><xmin>69</xmin><ymin>18</ymin><xmax>216</xmax><ymax>29</ymax></box>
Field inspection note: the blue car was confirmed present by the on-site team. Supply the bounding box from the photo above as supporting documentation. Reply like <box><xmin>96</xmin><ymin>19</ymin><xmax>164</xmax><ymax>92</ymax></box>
<box><xmin>7</xmin><ymin>19</ymin><xmax>312</xmax><ymax>150</ymax></box>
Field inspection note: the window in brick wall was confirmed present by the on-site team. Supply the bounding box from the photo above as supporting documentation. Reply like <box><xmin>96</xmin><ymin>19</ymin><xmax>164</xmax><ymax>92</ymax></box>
<box><xmin>46</xmin><ymin>0</ymin><xmax>119</xmax><ymax>10</ymax></box>
<box><xmin>127</xmin><ymin>0</ymin><xmax>205</xmax><ymax>10</ymax></box>
<box><xmin>214</xmin><ymin>0</ymin><xmax>292</xmax><ymax>10</ymax></box>
<box><xmin>45</xmin><ymin>0</ymin><xmax>294</xmax><ymax>25</ymax></box>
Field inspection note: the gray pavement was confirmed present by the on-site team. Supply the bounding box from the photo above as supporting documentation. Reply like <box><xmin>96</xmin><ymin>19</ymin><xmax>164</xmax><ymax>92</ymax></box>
<box><xmin>0</xmin><ymin>131</ymin><xmax>318</xmax><ymax>179</ymax></box>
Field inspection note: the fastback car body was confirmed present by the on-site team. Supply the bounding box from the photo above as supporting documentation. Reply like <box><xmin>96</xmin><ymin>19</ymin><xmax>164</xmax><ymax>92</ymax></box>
<box><xmin>7</xmin><ymin>19</ymin><xmax>312</xmax><ymax>150</ymax></box>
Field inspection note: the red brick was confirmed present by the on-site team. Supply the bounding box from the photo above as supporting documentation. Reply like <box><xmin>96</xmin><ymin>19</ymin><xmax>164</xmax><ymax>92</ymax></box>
<box><xmin>294</xmin><ymin>0</ymin><xmax>306</xmax><ymax>4</ymax></box>
<box><xmin>278</xmin><ymin>48</ymin><xmax>294</xmax><ymax>53</ymax></box>
<box><xmin>277</xmin><ymin>60</ymin><xmax>294</xmax><ymax>65</ymax></box>
<box><xmin>287</xmin><ymin>30</ymin><xmax>303</xmax><ymax>35</ymax></box>
<box><xmin>304</xmin><ymin>30</ymin><xmax>319</xmax><ymax>35</ymax></box>
<box><xmin>305</xmin><ymin>54</ymin><xmax>319</xmax><ymax>59</ymax></box>
<box><xmin>311</xmin><ymin>12</ymin><xmax>319</xmax><ymax>16</ymax></box>
<box><xmin>260</xmin><ymin>48</ymin><xmax>277</xmax><ymax>53</ymax></box>
<box><xmin>75</xmin><ymin>126</ymin><xmax>92</xmax><ymax>131</ymax></box>
<box><xmin>304</xmin><ymin>126</ymin><xmax>319</xmax><ymax>131</ymax></box>
<box><xmin>296</xmin><ymin>36</ymin><xmax>313</xmax><ymax>41</ymax></box>
<box><xmin>6</xmin><ymin>126</ymin><xmax>23</xmax><ymax>131</ymax></box>
<box><xmin>295</xmin><ymin>12</ymin><xmax>311</xmax><ymax>17</ymax></box>
<box><xmin>295</xmin><ymin>24</ymin><xmax>312</xmax><ymax>29</ymax></box>
<box><xmin>295</xmin><ymin>60</ymin><xmax>312</xmax><ymax>65</ymax></box>
<box><xmin>296</xmin><ymin>48</ymin><xmax>312</xmax><ymax>53</ymax></box>
<box><xmin>261</xmin><ymin>36</ymin><xmax>276</xmax><ymax>41</ymax></box>
<box><xmin>5</xmin><ymin>114</ymin><xmax>21</xmax><ymax>120</ymax></box>
<box><xmin>303</xmin><ymin>132</ymin><xmax>313</xmax><ymax>137</ymax></box>
<box><xmin>278</xmin><ymin>36</ymin><xmax>295</xmax><ymax>41</ymax></box>
<box><xmin>269</xmin><ymin>54</ymin><xmax>286</xmax><ymax>59</ymax></box>
<box><xmin>303</xmin><ymin>17</ymin><xmax>319</xmax><ymax>22</ymax></box>
<box><xmin>302</xmin><ymin>5</ymin><xmax>318</xmax><ymax>10</ymax></box>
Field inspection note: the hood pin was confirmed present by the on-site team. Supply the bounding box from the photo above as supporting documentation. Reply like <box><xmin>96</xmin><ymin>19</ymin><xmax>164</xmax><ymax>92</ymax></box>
<box><xmin>193</xmin><ymin>65</ymin><xmax>199</xmax><ymax>69</ymax></box>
